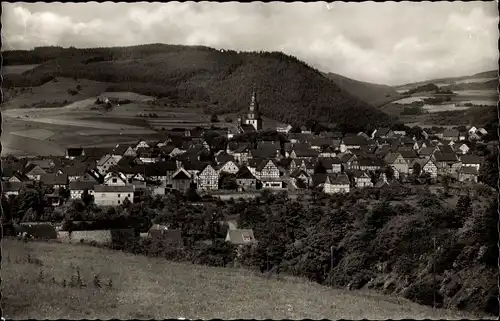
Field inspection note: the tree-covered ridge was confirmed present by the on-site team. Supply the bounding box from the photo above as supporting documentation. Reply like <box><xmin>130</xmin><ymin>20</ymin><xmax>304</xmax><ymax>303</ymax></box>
<box><xmin>3</xmin><ymin>44</ymin><xmax>395</xmax><ymax>131</ymax></box>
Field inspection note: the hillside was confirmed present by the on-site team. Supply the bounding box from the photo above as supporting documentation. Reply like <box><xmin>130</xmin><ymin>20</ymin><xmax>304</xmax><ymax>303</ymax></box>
<box><xmin>396</xmin><ymin>70</ymin><xmax>498</xmax><ymax>89</ymax></box>
<box><xmin>2</xmin><ymin>44</ymin><xmax>395</xmax><ymax>132</ymax></box>
<box><xmin>322</xmin><ymin>72</ymin><xmax>402</xmax><ymax>107</ymax></box>
<box><xmin>2</xmin><ymin>238</ymin><xmax>489</xmax><ymax>320</ymax></box>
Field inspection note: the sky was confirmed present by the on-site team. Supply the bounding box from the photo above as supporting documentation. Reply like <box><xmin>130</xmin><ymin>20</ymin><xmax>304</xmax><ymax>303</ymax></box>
<box><xmin>2</xmin><ymin>2</ymin><xmax>498</xmax><ymax>86</ymax></box>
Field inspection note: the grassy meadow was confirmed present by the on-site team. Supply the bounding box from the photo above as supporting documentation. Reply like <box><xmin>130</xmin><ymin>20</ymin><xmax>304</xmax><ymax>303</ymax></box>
<box><xmin>2</xmin><ymin>238</ymin><xmax>492</xmax><ymax>320</ymax></box>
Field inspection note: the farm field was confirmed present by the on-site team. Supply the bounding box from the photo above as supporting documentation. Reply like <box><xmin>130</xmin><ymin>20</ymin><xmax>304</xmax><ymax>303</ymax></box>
<box><xmin>2</xmin><ymin>239</ymin><xmax>491</xmax><ymax>320</ymax></box>
<box><xmin>2</xmin><ymin>77</ymin><xmax>113</xmax><ymax>110</ymax></box>
<box><xmin>2</xmin><ymin>64</ymin><xmax>41</xmax><ymax>75</ymax></box>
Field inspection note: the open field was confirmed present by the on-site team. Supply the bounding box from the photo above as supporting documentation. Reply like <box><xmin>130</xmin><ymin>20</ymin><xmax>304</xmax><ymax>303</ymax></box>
<box><xmin>2</xmin><ymin>64</ymin><xmax>41</xmax><ymax>75</ymax></box>
<box><xmin>2</xmin><ymin>77</ymin><xmax>112</xmax><ymax>110</ymax></box>
<box><xmin>2</xmin><ymin>239</ymin><xmax>491</xmax><ymax>320</ymax></box>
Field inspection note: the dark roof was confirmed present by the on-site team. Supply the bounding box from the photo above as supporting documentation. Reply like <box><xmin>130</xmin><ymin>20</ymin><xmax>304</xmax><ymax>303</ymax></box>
<box><xmin>236</xmin><ymin>166</ymin><xmax>257</xmax><ymax>179</ymax></box>
<box><xmin>443</xmin><ymin>129</ymin><xmax>459</xmax><ymax>137</ymax></box>
<box><xmin>292</xmin><ymin>147</ymin><xmax>319</xmax><ymax>158</ymax></box>
<box><xmin>318</xmin><ymin>157</ymin><xmax>342</xmax><ymax>169</ymax></box>
<box><xmin>438</xmin><ymin>145</ymin><xmax>455</xmax><ymax>154</ymax></box>
<box><xmin>40</xmin><ymin>174</ymin><xmax>68</xmax><ymax>185</ymax></box>
<box><xmin>399</xmin><ymin>150</ymin><xmax>418</xmax><ymax>159</ymax></box>
<box><xmin>342</xmin><ymin>136</ymin><xmax>371</xmax><ymax>146</ymax></box>
<box><xmin>69</xmin><ymin>181</ymin><xmax>95</xmax><ymax>191</ymax></box>
<box><xmin>61</xmin><ymin>166</ymin><xmax>88</xmax><ymax>176</ymax></box>
<box><xmin>172</xmin><ymin>168</ymin><xmax>192</xmax><ymax>180</ymax></box>
<box><xmin>290</xmin><ymin>168</ymin><xmax>310</xmax><ymax>178</ymax></box>
<box><xmin>67</xmin><ymin>148</ymin><xmax>84</xmax><ymax>157</ymax></box>
<box><xmin>358</xmin><ymin>157</ymin><xmax>386</xmax><ymax>168</ymax></box>
<box><xmin>83</xmin><ymin>147</ymin><xmax>113</xmax><ymax>159</ymax></box>
<box><xmin>256</xmin><ymin>159</ymin><xmax>278</xmax><ymax>172</ymax></box>
<box><xmin>375</xmin><ymin>128</ymin><xmax>391</xmax><ymax>137</ymax></box>
<box><xmin>216</xmin><ymin>152</ymin><xmax>235</xmax><ymax>164</ymax></box>
<box><xmin>94</xmin><ymin>185</ymin><xmax>134</xmax><ymax>192</ymax></box>
<box><xmin>240</xmin><ymin>124</ymin><xmax>256</xmax><ymax>133</ymax></box>
<box><xmin>2</xmin><ymin>181</ymin><xmax>24</xmax><ymax>192</ymax></box>
<box><xmin>418</xmin><ymin>147</ymin><xmax>436</xmax><ymax>156</ymax></box>
<box><xmin>250</xmin><ymin>148</ymin><xmax>277</xmax><ymax>159</ymax></box>
<box><xmin>459</xmin><ymin>155</ymin><xmax>482</xmax><ymax>164</ymax></box>
<box><xmin>459</xmin><ymin>167</ymin><xmax>479</xmax><ymax>175</ymax></box>
<box><xmin>384</xmin><ymin>152</ymin><xmax>403</xmax><ymax>164</ymax></box>
<box><xmin>433</xmin><ymin>152</ymin><xmax>459</xmax><ymax>162</ymax></box>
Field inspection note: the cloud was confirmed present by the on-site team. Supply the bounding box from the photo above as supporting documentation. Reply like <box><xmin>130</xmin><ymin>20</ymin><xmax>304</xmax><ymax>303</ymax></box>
<box><xmin>2</xmin><ymin>2</ymin><xmax>498</xmax><ymax>85</ymax></box>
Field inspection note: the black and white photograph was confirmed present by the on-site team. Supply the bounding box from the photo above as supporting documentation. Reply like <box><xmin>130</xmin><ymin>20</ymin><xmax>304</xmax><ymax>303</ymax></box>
<box><xmin>1</xmin><ymin>1</ymin><xmax>498</xmax><ymax>319</ymax></box>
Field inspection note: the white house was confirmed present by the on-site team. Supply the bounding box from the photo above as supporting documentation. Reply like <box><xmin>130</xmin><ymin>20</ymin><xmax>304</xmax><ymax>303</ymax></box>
<box><xmin>93</xmin><ymin>185</ymin><xmax>135</xmax><ymax>206</ymax></box>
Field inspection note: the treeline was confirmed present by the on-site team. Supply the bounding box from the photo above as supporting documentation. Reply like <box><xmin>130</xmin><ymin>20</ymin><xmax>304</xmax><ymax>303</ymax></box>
<box><xmin>2</xmin><ymin>178</ymin><xmax>498</xmax><ymax>315</ymax></box>
<box><xmin>2</xmin><ymin>44</ymin><xmax>395</xmax><ymax>131</ymax></box>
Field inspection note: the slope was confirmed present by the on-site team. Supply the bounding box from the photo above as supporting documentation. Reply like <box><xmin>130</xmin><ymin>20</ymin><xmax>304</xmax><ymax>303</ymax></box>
<box><xmin>396</xmin><ymin>70</ymin><xmax>498</xmax><ymax>90</ymax></box>
<box><xmin>3</xmin><ymin>44</ymin><xmax>395</xmax><ymax>132</ymax></box>
<box><xmin>323</xmin><ymin>72</ymin><xmax>402</xmax><ymax>107</ymax></box>
<box><xmin>3</xmin><ymin>238</ymin><xmax>488</xmax><ymax>320</ymax></box>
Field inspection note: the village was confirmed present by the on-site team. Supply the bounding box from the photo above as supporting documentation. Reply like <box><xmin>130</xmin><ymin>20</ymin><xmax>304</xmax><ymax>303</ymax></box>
<box><xmin>1</xmin><ymin>90</ymin><xmax>495</xmax><ymax>212</ymax></box>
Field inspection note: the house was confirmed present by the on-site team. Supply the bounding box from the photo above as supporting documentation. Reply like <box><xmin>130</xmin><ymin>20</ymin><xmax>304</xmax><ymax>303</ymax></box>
<box><xmin>455</xmin><ymin>143</ymin><xmax>470</xmax><ymax>155</ymax></box>
<box><xmin>458</xmin><ymin>132</ymin><xmax>467</xmax><ymax>141</ymax></box>
<box><xmin>250</xmin><ymin>147</ymin><xmax>280</xmax><ymax>160</ymax></box>
<box><xmin>288</xmin><ymin>133</ymin><xmax>314</xmax><ymax>144</ymax></box>
<box><xmin>218</xmin><ymin>160</ymin><xmax>240</xmax><ymax>175</ymax></box>
<box><xmin>384</xmin><ymin>152</ymin><xmax>409</xmax><ymax>178</ymax></box>
<box><xmin>338</xmin><ymin>153</ymin><xmax>358</xmax><ymax>172</ymax></box>
<box><xmin>357</xmin><ymin>157</ymin><xmax>386</xmax><ymax>172</ymax></box>
<box><xmin>410</xmin><ymin>158</ymin><xmax>438</xmax><ymax>178</ymax></box>
<box><xmin>312</xmin><ymin>173</ymin><xmax>350</xmax><ymax>194</ymax></box>
<box><xmin>225</xmin><ymin>229</ymin><xmax>256</xmax><ymax>246</ymax></box>
<box><xmin>197</xmin><ymin>164</ymin><xmax>219</xmax><ymax>191</ymax></box>
<box><xmin>112</xmin><ymin>144</ymin><xmax>137</xmax><ymax>158</ymax></box>
<box><xmin>2</xmin><ymin>181</ymin><xmax>25</xmax><ymax>196</ymax></box>
<box><xmin>318</xmin><ymin>157</ymin><xmax>343</xmax><ymax>173</ymax></box>
<box><xmin>261</xmin><ymin>177</ymin><xmax>285</xmax><ymax>189</ymax></box>
<box><xmin>468</xmin><ymin>126</ymin><xmax>478</xmax><ymax>135</ymax></box>
<box><xmin>102</xmin><ymin>171</ymin><xmax>129</xmax><ymax>186</ymax></box>
<box><xmin>26</xmin><ymin>159</ymin><xmax>55</xmax><ymax>171</ymax></box>
<box><xmin>23</xmin><ymin>164</ymin><xmax>47</xmax><ymax>181</ymax></box>
<box><xmin>97</xmin><ymin>154</ymin><xmax>121</xmax><ymax>175</ymax></box>
<box><xmin>235</xmin><ymin>166</ymin><xmax>257</xmax><ymax>191</ymax></box>
<box><xmin>290</xmin><ymin>168</ymin><xmax>311</xmax><ymax>188</ymax></box>
<box><xmin>432</xmin><ymin>152</ymin><xmax>461</xmax><ymax>176</ymax></box>
<box><xmin>459</xmin><ymin>155</ymin><xmax>482</xmax><ymax>171</ymax></box>
<box><xmin>374</xmin><ymin>173</ymin><xmax>389</xmax><ymax>188</ymax></box>
<box><xmin>69</xmin><ymin>181</ymin><xmax>95</xmax><ymax>200</ymax></box>
<box><xmin>300</xmin><ymin>125</ymin><xmax>312</xmax><ymax>134</ymax></box>
<box><xmin>133</xmin><ymin>140</ymin><xmax>151</xmax><ymax>150</ymax></box>
<box><xmin>256</xmin><ymin>159</ymin><xmax>280</xmax><ymax>180</ymax></box>
<box><xmin>418</xmin><ymin>147</ymin><xmax>437</xmax><ymax>159</ymax></box>
<box><xmin>65</xmin><ymin>148</ymin><xmax>85</xmax><ymax>160</ymax></box>
<box><xmin>61</xmin><ymin>166</ymin><xmax>88</xmax><ymax>182</ymax></box>
<box><xmin>171</xmin><ymin>168</ymin><xmax>193</xmax><ymax>192</ymax></box>
<box><xmin>136</xmin><ymin>147</ymin><xmax>160</xmax><ymax>163</ymax></box>
<box><xmin>340</xmin><ymin>136</ymin><xmax>371</xmax><ymax>153</ymax></box>
<box><xmin>93</xmin><ymin>185</ymin><xmax>134</xmax><ymax>206</ymax></box>
<box><xmin>393</xmin><ymin>130</ymin><xmax>407</xmax><ymax>136</ymax></box>
<box><xmin>399</xmin><ymin>150</ymin><xmax>419</xmax><ymax>165</ymax></box>
<box><xmin>458</xmin><ymin>167</ymin><xmax>479</xmax><ymax>183</ymax></box>
<box><xmin>319</xmin><ymin>146</ymin><xmax>337</xmax><ymax>158</ymax></box>
<box><xmin>310</xmin><ymin>138</ymin><xmax>333</xmax><ymax>151</ymax></box>
<box><xmin>437</xmin><ymin>144</ymin><xmax>455</xmax><ymax>154</ymax></box>
<box><xmin>276</xmin><ymin>124</ymin><xmax>293</xmax><ymax>133</ymax></box>
<box><xmin>40</xmin><ymin>173</ymin><xmax>68</xmax><ymax>189</ymax></box>
<box><xmin>352</xmin><ymin>170</ymin><xmax>373</xmax><ymax>188</ymax></box>
<box><xmin>477</xmin><ymin>128</ymin><xmax>488</xmax><ymax>136</ymax></box>
<box><xmin>228</xmin><ymin>143</ymin><xmax>251</xmax><ymax>164</ymax></box>
<box><xmin>373</xmin><ymin>128</ymin><xmax>394</xmax><ymax>139</ymax></box>
<box><xmin>289</xmin><ymin>147</ymin><xmax>319</xmax><ymax>160</ymax></box>
<box><xmin>468</xmin><ymin>132</ymin><xmax>482</xmax><ymax>142</ymax></box>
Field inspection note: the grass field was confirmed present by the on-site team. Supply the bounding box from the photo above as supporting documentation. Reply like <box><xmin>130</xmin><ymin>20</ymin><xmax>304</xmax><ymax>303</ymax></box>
<box><xmin>2</xmin><ymin>239</ymin><xmax>491</xmax><ymax>320</ymax></box>
<box><xmin>2</xmin><ymin>64</ymin><xmax>41</xmax><ymax>75</ymax></box>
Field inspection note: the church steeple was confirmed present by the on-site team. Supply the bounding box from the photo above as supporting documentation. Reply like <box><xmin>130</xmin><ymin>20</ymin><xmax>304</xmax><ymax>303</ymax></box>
<box><xmin>244</xmin><ymin>83</ymin><xmax>263</xmax><ymax>131</ymax></box>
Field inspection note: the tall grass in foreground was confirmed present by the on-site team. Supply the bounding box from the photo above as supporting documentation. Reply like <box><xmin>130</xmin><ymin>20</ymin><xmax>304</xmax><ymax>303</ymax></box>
<box><xmin>2</xmin><ymin>238</ymin><xmax>493</xmax><ymax>320</ymax></box>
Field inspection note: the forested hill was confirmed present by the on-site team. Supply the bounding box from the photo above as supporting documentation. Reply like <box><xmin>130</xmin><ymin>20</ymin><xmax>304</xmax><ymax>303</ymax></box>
<box><xmin>2</xmin><ymin>44</ymin><xmax>395</xmax><ymax>131</ymax></box>
<box><xmin>322</xmin><ymin>72</ymin><xmax>402</xmax><ymax>107</ymax></box>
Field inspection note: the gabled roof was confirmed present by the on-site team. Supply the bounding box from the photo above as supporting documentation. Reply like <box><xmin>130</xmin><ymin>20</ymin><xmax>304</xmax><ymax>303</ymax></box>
<box><xmin>23</xmin><ymin>164</ymin><xmax>47</xmax><ymax>175</ymax></box>
<box><xmin>290</xmin><ymin>168</ymin><xmax>310</xmax><ymax>178</ymax></box>
<box><xmin>310</xmin><ymin>137</ymin><xmax>333</xmax><ymax>147</ymax></box>
<box><xmin>438</xmin><ymin>145</ymin><xmax>455</xmax><ymax>154</ymax></box>
<box><xmin>67</xmin><ymin>148</ymin><xmax>84</xmax><ymax>157</ymax></box>
<box><xmin>172</xmin><ymin>168</ymin><xmax>191</xmax><ymax>180</ymax></box>
<box><xmin>256</xmin><ymin>159</ymin><xmax>278</xmax><ymax>172</ymax></box>
<box><xmin>27</xmin><ymin>159</ymin><xmax>54</xmax><ymax>169</ymax></box>
<box><xmin>61</xmin><ymin>166</ymin><xmax>88</xmax><ymax>177</ymax></box>
<box><xmin>326</xmin><ymin>173</ymin><xmax>350</xmax><ymax>185</ymax></box>
<box><xmin>250</xmin><ymin>148</ymin><xmax>277</xmax><ymax>159</ymax></box>
<box><xmin>235</xmin><ymin>166</ymin><xmax>257</xmax><ymax>180</ymax></box>
<box><xmin>292</xmin><ymin>147</ymin><xmax>319</xmax><ymax>158</ymax></box>
<box><xmin>375</xmin><ymin>127</ymin><xmax>391</xmax><ymax>137</ymax></box>
<box><xmin>339</xmin><ymin>153</ymin><xmax>356</xmax><ymax>163</ymax></box>
<box><xmin>358</xmin><ymin>157</ymin><xmax>386</xmax><ymax>168</ymax></box>
<box><xmin>418</xmin><ymin>147</ymin><xmax>436</xmax><ymax>156</ymax></box>
<box><xmin>83</xmin><ymin>147</ymin><xmax>114</xmax><ymax>159</ymax></box>
<box><xmin>384</xmin><ymin>152</ymin><xmax>403</xmax><ymax>165</ymax></box>
<box><xmin>351</xmin><ymin>169</ymin><xmax>371</xmax><ymax>179</ymax></box>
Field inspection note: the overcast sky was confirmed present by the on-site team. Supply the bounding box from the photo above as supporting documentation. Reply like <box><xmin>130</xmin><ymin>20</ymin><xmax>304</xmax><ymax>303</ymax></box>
<box><xmin>2</xmin><ymin>2</ymin><xmax>498</xmax><ymax>86</ymax></box>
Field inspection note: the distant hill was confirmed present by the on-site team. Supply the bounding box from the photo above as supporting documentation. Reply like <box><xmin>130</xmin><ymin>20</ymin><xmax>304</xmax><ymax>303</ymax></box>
<box><xmin>396</xmin><ymin>70</ymin><xmax>498</xmax><ymax>91</ymax></box>
<box><xmin>2</xmin><ymin>44</ymin><xmax>395</xmax><ymax>132</ymax></box>
<box><xmin>322</xmin><ymin>72</ymin><xmax>402</xmax><ymax>107</ymax></box>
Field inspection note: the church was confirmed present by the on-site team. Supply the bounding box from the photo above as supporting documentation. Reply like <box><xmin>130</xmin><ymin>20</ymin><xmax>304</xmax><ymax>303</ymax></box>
<box><xmin>237</xmin><ymin>88</ymin><xmax>263</xmax><ymax>132</ymax></box>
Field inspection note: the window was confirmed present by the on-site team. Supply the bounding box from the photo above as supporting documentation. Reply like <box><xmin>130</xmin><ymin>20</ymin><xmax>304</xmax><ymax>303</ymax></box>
<box><xmin>112</xmin><ymin>178</ymin><xmax>117</xmax><ymax>183</ymax></box>
<box><xmin>127</xmin><ymin>194</ymin><xmax>131</xmax><ymax>197</ymax></box>
<box><xmin>118</xmin><ymin>194</ymin><xmax>121</xmax><ymax>198</ymax></box>
<box><xmin>118</xmin><ymin>200</ymin><xmax>120</xmax><ymax>204</ymax></box>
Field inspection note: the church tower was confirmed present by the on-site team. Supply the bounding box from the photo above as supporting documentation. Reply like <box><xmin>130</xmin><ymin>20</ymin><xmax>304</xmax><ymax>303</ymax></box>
<box><xmin>245</xmin><ymin>85</ymin><xmax>263</xmax><ymax>131</ymax></box>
